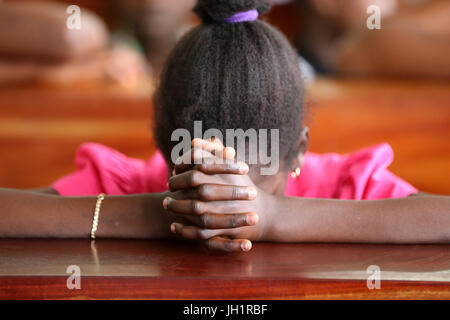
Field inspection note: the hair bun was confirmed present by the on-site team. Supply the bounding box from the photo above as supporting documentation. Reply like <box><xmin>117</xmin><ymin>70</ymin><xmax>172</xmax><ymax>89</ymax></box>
<box><xmin>195</xmin><ymin>0</ymin><xmax>272</xmax><ymax>23</ymax></box>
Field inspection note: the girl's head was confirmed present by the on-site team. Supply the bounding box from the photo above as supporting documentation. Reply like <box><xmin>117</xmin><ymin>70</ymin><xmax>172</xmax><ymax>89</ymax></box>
<box><xmin>154</xmin><ymin>0</ymin><xmax>309</xmax><ymax>194</ymax></box>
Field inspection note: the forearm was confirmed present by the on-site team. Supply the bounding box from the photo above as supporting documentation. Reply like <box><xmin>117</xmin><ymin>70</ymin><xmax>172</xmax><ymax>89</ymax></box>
<box><xmin>265</xmin><ymin>195</ymin><xmax>450</xmax><ymax>244</ymax></box>
<box><xmin>0</xmin><ymin>188</ymin><xmax>175</xmax><ymax>239</ymax></box>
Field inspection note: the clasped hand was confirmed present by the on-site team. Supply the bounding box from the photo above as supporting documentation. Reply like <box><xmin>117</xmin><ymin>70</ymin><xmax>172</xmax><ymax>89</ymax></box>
<box><xmin>162</xmin><ymin>138</ymin><xmax>274</xmax><ymax>252</ymax></box>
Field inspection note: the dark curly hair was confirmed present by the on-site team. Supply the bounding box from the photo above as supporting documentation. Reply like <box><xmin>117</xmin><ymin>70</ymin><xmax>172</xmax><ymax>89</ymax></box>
<box><xmin>154</xmin><ymin>0</ymin><xmax>304</xmax><ymax>172</ymax></box>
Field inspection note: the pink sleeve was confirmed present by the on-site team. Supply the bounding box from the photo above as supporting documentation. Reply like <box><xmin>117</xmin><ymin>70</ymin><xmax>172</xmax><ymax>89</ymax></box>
<box><xmin>286</xmin><ymin>143</ymin><xmax>418</xmax><ymax>200</ymax></box>
<box><xmin>338</xmin><ymin>143</ymin><xmax>418</xmax><ymax>199</ymax></box>
<box><xmin>53</xmin><ymin>143</ymin><xmax>152</xmax><ymax>196</ymax></box>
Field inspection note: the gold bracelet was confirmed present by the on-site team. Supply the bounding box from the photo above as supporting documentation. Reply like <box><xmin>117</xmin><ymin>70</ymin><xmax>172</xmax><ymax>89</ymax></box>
<box><xmin>90</xmin><ymin>193</ymin><xmax>105</xmax><ymax>240</ymax></box>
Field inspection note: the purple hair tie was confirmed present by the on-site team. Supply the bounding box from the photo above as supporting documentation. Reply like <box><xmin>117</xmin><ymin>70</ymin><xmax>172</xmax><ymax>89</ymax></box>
<box><xmin>219</xmin><ymin>9</ymin><xmax>259</xmax><ymax>23</ymax></box>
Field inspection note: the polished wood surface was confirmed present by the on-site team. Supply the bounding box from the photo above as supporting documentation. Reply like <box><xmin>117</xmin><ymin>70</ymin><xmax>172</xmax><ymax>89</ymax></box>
<box><xmin>0</xmin><ymin>240</ymin><xmax>449</xmax><ymax>299</ymax></box>
<box><xmin>0</xmin><ymin>78</ymin><xmax>449</xmax><ymax>194</ymax></box>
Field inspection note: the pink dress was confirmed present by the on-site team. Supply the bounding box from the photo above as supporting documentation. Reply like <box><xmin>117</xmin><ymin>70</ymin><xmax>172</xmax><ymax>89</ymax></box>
<box><xmin>53</xmin><ymin>142</ymin><xmax>417</xmax><ymax>199</ymax></box>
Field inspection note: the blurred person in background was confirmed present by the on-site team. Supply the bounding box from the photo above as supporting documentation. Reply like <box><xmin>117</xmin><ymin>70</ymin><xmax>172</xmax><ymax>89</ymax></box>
<box><xmin>291</xmin><ymin>0</ymin><xmax>450</xmax><ymax>78</ymax></box>
<box><xmin>117</xmin><ymin>0</ymin><xmax>198</xmax><ymax>75</ymax></box>
<box><xmin>116</xmin><ymin>0</ymin><xmax>316</xmax><ymax>81</ymax></box>
<box><xmin>0</xmin><ymin>0</ymin><xmax>149</xmax><ymax>89</ymax></box>
<box><xmin>115</xmin><ymin>0</ymin><xmax>450</xmax><ymax>79</ymax></box>
<box><xmin>1</xmin><ymin>0</ymin><xmax>448</xmax><ymax>89</ymax></box>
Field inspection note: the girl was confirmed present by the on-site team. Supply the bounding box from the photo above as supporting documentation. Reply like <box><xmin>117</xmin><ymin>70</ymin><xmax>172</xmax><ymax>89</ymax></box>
<box><xmin>1</xmin><ymin>0</ymin><xmax>449</xmax><ymax>252</ymax></box>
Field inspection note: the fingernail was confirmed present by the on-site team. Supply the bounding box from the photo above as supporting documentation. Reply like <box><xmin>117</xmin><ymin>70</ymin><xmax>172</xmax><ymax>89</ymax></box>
<box><xmin>241</xmin><ymin>241</ymin><xmax>252</xmax><ymax>252</ymax></box>
<box><xmin>224</xmin><ymin>147</ymin><xmax>235</xmax><ymax>159</ymax></box>
<box><xmin>170</xmin><ymin>223</ymin><xmax>176</xmax><ymax>234</ymax></box>
<box><xmin>238</xmin><ymin>162</ymin><xmax>249</xmax><ymax>174</ymax></box>
<box><xmin>246</xmin><ymin>213</ymin><xmax>259</xmax><ymax>225</ymax></box>
<box><xmin>248</xmin><ymin>188</ymin><xmax>257</xmax><ymax>200</ymax></box>
<box><xmin>163</xmin><ymin>197</ymin><xmax>174</xmax><ymax>209</ymax></box>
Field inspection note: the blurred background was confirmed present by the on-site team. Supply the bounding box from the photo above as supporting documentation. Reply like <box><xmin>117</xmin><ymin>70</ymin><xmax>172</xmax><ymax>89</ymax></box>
<box><xmin>0</xmin><ymin>0</ymin><xmax>449</xmax><ymax>194</ymax></box>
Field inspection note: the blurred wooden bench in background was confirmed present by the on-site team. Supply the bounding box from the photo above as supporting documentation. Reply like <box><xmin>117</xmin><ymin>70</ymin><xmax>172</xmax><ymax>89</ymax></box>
<box><xmin>0</xmin><ymin>78</ymin><xmax>449</xmax><ymax>195</ymax></box>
